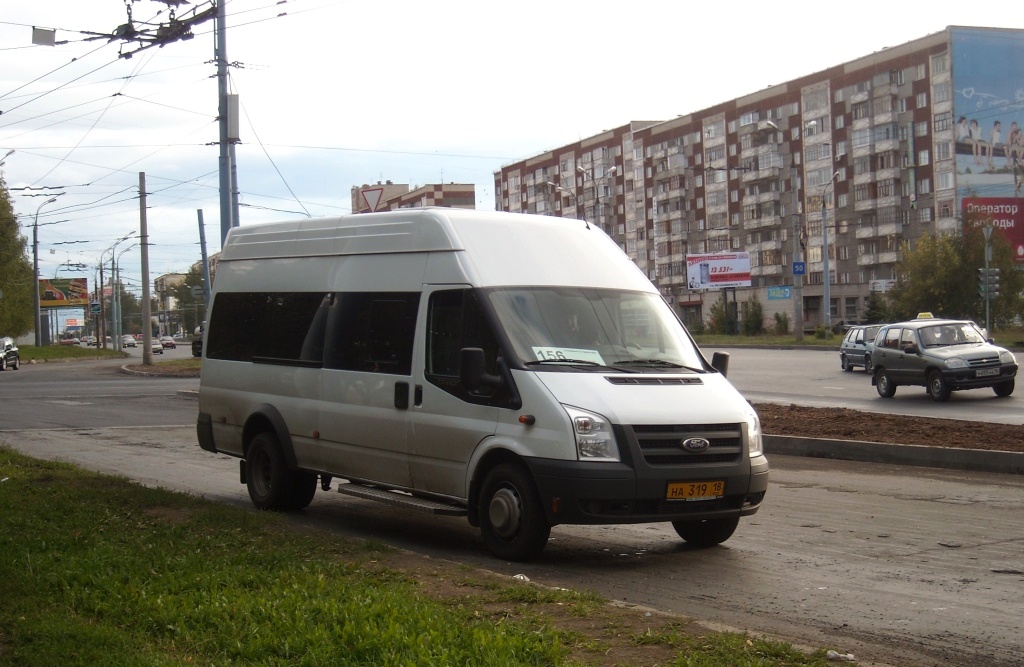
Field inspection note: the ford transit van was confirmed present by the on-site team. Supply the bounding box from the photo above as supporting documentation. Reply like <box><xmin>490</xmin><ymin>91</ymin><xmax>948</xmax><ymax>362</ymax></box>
<box><xmin>197</xmin><ymin>208</ymin><xmax>768</xmax><ymax>560</ymax></box>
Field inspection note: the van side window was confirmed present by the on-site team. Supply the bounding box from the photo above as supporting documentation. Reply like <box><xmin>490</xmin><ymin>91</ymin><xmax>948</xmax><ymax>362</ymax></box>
<box><xmin>206</xmin><ymin>292</ymin><xmax>329</xmax><ymax>363</ymax></box>
<box><xmin>325</xmin><ymin>292</ymin><xmax>419</xmax><ymax>375</ymax></box>
<box><xmin>426</xmin><ymin>289</ymin><xmax>505</xmax><ymax>402</ymax></box>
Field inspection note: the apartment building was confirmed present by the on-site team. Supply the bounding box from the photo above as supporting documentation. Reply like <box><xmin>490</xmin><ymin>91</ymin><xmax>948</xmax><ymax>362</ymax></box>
<box><xmin>494</xmin><ymin>26</ymin><xmax>1024</xmax><ymax>331</ymax></box>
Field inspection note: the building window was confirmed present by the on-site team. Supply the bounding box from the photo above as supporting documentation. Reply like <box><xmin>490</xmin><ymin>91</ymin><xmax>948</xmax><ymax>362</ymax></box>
<box><xmin>934</xmin><ymin>111</ymin><xmax>952</xmax><ymax>132</ymax></box>
<box><xmin>936</xmin><ymin>171</ymin><xmax>954</xmax><ymax>190</ymax></box>
<box><xmin>931</xmin><ymin>54</ymin><xmax>948</xmax><ymax>74</ymax></box>
<box><xmin>915</xmin><ymin>121</ymin><xmax>929</xmax><ymax>138</ymax></box>
<box><xmin>933</xmin><ymin>81</ymin><xmax>951</xmax><ymax>103</ymax></box>
<box><xmin>919</xmin><ymin>207</ymin><xmax>933</xmax><ymax>223</ymax></box>
<box><xmin>916</xmin><ymin>92</ymin><xmax>928</xmax><ymax>108</ymax></box>
<box><xmin>918</xmin><ymin>150</ymin><xmax>930</xmax><ymax>166</ymax></box>
<box><xmin>936</xmin><ymin>141</ymin><xmax>952</xmax><ymax>161</ymax></box>
<box><xmin>918</xmin><ymin>178</ymin><xmax>932</xmax><ymax>194</ymax></box>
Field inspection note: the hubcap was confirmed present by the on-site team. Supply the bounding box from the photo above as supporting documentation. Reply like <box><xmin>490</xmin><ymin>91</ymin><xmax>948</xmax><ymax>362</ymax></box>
<box><xmin>488</xmin><ymin>487</ymin><xmax>522</xmax><ymax>539</ymax></box>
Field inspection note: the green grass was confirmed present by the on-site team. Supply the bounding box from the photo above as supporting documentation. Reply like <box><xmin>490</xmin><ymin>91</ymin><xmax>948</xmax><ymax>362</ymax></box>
<box><xmin>16</xmin><ymin>344</ymin><xmax>127</xmax><ymax>362</ymax></box>
<box><xmin>0</xmin><ymin>448</ymin><xmax>839</xmax><ymax>666</ymax></box>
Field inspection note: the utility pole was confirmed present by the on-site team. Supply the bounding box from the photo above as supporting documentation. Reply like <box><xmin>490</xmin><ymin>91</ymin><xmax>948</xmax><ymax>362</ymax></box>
<box><xmin>140</xmin><ymin>172</ymin><xmax>153</xmax><ymax>365</ymax></box>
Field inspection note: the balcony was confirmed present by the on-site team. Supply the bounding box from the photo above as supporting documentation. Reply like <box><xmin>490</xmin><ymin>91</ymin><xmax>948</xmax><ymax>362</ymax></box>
<box><xmin>855</xmin><ymin>222</ymin><xmax>903</xmax><ymax>239</ymax></box>
<box><xmin>751</xmin><ymin>264</ymin><xmax>782</xmax><ymax>277</ymax></box>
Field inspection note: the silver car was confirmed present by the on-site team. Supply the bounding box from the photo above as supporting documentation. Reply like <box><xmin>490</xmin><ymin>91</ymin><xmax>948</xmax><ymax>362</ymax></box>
<box><xmin>839</xmin><ymin>324</ymin><xmax>882</xmax><ymax>372</ymax></box>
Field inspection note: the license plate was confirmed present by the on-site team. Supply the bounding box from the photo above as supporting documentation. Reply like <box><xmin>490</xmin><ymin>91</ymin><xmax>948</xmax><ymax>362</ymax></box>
<box><xmin>666</xmin><ymin>480</ymin><xmax>725</xmax><ymax>501</ymax></box>
<box><xmin>976</xmin><ymin>368</ymin><xmax>999</xmax><ymax>377</ymax></box>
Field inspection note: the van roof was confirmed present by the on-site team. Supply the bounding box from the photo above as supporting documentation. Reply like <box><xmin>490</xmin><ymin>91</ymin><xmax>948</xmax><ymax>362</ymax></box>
<box><xmin>219</xmin><ymin>208</ymin><xmax>654</xmax><ymax>291</ymax></box>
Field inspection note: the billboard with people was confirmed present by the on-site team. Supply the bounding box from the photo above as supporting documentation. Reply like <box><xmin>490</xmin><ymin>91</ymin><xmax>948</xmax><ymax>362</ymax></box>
<box><xmin>952</xmin><ymin>27</ymin><xmax>1024</xmax><ymax>261</ymax></box>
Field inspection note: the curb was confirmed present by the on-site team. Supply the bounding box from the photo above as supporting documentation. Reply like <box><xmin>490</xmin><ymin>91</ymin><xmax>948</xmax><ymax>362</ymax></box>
<box><xmin>765</xmin><ymin>434</ymin><xmax>1024</xmax><ymax>475</ymax></box>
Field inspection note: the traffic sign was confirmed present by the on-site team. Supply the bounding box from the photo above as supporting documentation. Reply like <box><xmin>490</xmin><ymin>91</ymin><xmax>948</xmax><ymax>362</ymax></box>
<box><xmin>191</xmin><ymin>285</ymin><xmax>204</xmax><ymax>299</ymax></box>
<box><xmin>792</xmin><ymin>261</ymin><xmax>806</xmax><ymax>276</ymax></box>
<box><xmin>90</xmin><ymin>302</ymin><xmax>101</xmax><ymax>314</ymax></box>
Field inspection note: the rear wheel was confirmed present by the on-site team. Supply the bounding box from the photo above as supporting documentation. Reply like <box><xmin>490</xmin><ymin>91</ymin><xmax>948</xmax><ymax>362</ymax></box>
<box><xmin>863</xmin><ymin>354</ymin><xmax>871</xmax><ymax>373</ymax></box>
<box><xmin>672</xmin><ymin>517</ymin><xmax>739</xmax><ymax>547</ymax></box>
<box><xmin>994</xmin><ymin>379</ymin><xmax>1015</xmax><ymax>397</ymax></box>
<box><xmin>927</xmin><ymin>370</ymin><xmax>951</xmax><ymax>402</ymax></box>
<box><xmin>841</xmin><ymin>355</ymin><xmax>852</xmax><ymax>372</ymax></box>
<box><xmin>284</xmin><ymin>472</ymin><xmax>318</xmax><ymax>510</ymax></box>
<box><xmin>0</xmin><ymin>357</ymin><xmax>6</xmax><ymax>371</ymax></box>
<box><xmin>478</xmin><ymin>463</ymin><xmax>550</xmax><ymax>561</ymax></box>
<box><xmin>875</xmin><ymin>368</ymin><xmax>897</xmax><ymax>398</ymax></box>
<box><xmin>246</xmin><ymin>432</ymin><xmax>305</xmax><ymax>511</ymax></box>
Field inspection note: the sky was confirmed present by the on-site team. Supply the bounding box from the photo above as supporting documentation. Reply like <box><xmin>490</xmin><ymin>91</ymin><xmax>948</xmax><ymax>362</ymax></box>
<box><xmin>3</xmin><ymin>0</ymin><xmax>1024</xmax><ymax>327</ymax></box>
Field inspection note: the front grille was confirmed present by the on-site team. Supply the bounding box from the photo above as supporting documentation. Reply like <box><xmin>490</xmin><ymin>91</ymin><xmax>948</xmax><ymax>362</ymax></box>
<box><xmin>630</xmin><ymin>422</ymin><xmax>743</xmax><ymax>466</ymax></box>
<box><xmin>967</xmin><ymin>356</ymin><xmax>1001</xmax><ymax>368</ymax></box>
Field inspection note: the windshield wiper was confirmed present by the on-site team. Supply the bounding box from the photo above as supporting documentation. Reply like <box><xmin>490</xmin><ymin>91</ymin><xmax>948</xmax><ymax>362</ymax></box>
<box><xmin>612</xmin><ymin>359</ymin><xmax>705</xmax><ymax>373</ymax></box>
<box><xmin>525</xmin><ymin>359</ymin><xmax>632</xmax><ymax>372</ymax></box>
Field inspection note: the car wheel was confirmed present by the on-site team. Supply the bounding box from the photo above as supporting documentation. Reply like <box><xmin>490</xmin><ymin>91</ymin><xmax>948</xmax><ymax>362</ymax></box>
<box><xmin>863</xmin><ymin>354</ymin><xmax>871</xmax><ymax>373</ymax></box>
<box><xmin>993</xmin><ymin>379</ymin><xmax>1015</xmax><ymax>397</ymax></box>
<box><xmin>927</xmin><ymin>370</ymin><xmax>951</xmax><ymax>402</ymax></box>
<box><xmin>246</xmin><ymin>432</ymin><xmax>300</xmax><ymax>511</ymax></box>
<box><xmin>478</xmin><ymin>462</ymin><xmax>550</xmax><ymax>562</ymax></box>
<box><xmin>11</xmin><ymin>357</ymin><xmax>19</xmax><ymax>370</ymax></box>
<box><xmin>0</xmin><ymin>357</ymin><xmax>5</xmax><ymax>371</ymax></box>
<box><xmin>841</xmin><ymin>354</ymin><xmax>852</xmax><ymax>372</ymax></box>
<box><xmin>283</xmin><ymin>472</ymin><xmax>318</xmax><ymax>510</ymax></box>
<box><xmin>672</xmin><ymin>517</ymin><xmax>740</xmax><ymax>547</ymax></box>
<box><xmin>875</xmin><ymin>368</ymin><xmax>897</xmax><ymax>398</ymax></box>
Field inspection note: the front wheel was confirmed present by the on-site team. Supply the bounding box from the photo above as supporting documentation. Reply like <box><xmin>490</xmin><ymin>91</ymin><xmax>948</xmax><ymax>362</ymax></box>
<box><xmin>478</xmin><ymin>463</ymin><xmax>550</xmax><ymax>562</ymax></box>
<box><xmin>927</xmin><ymin>370</ymin><xmax>951</xmax><ymax>402</ymax></box>
<box><xmin>994</xmin><ymin>379</ymin><xmax>1015</xmax><ymax>397</ymax></box>
<box><xmin>672</xmin><ymin>517</ymin><xmax>739</xmax><ymax>547</ymax></box>
<box><xmin>875</xmin><ymin>368</ymin><xmax>897</xmax><ymax>398</ymax></box>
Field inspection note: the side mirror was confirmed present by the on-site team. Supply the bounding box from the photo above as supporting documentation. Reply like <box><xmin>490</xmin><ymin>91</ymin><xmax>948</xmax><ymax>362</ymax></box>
<box><xmin>460</xmin><ymin>348</ymin><xmax>503</xmax><ymax>392</ymax></box>
<box><xmin>711</xmin><ymin>351</ymin><xmax>729</xmax><ymax>377</ymax></box>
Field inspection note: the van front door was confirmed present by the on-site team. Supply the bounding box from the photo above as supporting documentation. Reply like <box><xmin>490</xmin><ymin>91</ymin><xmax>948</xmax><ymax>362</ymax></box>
<box><xmin>408</xmin><ymin>287</ymin><xmax>504</xmax><ymax>499</ymax></box>
<box><xmin>317</xmin><ymin>292</ymin><xmax>420</xmax><ymax>488</ymax></box>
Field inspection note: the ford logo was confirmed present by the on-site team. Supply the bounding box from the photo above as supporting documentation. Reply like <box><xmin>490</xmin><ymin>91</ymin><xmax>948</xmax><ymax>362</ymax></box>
<box><xmin>681</xmin><ymin>437</ymin><xmax>710</xmax><ymax>452</ymax></box>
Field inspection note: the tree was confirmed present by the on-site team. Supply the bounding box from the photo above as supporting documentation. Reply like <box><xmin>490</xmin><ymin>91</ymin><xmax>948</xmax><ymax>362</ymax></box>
<box><xmin>167</xmin><ymin>263</ymin><xmax>207</xmax><ymax>335</ymax></box>
<box><xmin>0</xmin><ymin>175</ymin><xmax>34</xmax><ymax>337</ymax></box>
<box><xmin>862</xmin><ymin>291</ymin><xmax>888</xmax><ymax>324</ymax></box>
<box><xmin>886</xmin><ymin>224</ymin><xmax>1023</xmax><ymax>328</ymax></box>
<box><xmin>742</xmin><ymin>294</ymin><xmax>765</xmax><ymax>335</ymax></box>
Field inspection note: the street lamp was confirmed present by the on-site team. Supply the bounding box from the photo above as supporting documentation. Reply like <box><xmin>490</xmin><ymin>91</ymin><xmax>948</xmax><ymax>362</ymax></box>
<box><xmin>32</xmin><ymin>196</ymin><xmax>59</xmax><ymax>347</ymax></box>
<box><xmin>546</xmin><ymin>181</ymin><xmax>579</xmax><ymax>218</ymax></box>
<box><xmin>99</xmin><ymin>231</ymin><xmax>136</xmax><ymax>349</ymax></box>
<box><xmin>821</xmin><ymin>171</ymin><xmax>840</xmax><ymax>333</ymax></box>
<box><xmin>112</xmin><ymin>244</ymin><xmax>137</xmax><ymax>350</ymax></box>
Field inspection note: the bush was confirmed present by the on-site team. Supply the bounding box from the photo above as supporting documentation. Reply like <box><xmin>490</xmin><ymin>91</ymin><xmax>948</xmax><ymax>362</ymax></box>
<box><xmin>773</xmin><ymin>312</ymin><xmax>790</xmax><ymax>335</ymax></box>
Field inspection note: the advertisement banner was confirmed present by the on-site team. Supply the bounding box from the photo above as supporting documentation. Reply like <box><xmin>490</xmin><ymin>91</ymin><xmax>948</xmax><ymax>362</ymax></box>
<box><xmin>685</xmin><ymin>253</ymin><xmax>752</xmax><ymax>289</ymax></box>
<box><xmin>961</xmin><ymin>198</ymin><xmax>1024</xmax><ymax>262</ymax></box>
<box><xmin>767</xmin><ymin>286</ymin><xmax>791</xmax><ymax>300</ymax></box>
<box><xmin>39</xmin><ymin>278</ymin><xmax>89</xmax><ymax>307</ymax></box>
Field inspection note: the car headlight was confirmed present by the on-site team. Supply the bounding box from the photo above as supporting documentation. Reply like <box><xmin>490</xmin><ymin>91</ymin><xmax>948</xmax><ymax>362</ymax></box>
<box><xmin>563</xmin><ymin>406</ymin><xmax>619</xmax><ymax>461</ymax></box>
<box><xmin>1000</xmin><ymin>351</ymin><xmax>1016</xmax><ymax>365</ymax></box>
<box><xmin>945</xmin><ymin>357</ymin><xmax>967</xmax><ymax>369</ymax></box>
<box><xmin>745</xmin><ymin>408</ymin><xmax>764</xmax><ymax>458</ymax></box>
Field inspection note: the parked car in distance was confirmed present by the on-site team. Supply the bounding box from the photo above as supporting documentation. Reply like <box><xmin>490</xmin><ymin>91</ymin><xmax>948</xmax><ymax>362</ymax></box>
<box><xmin>839</xmin><ymin>324</ymin><xmax>882</xmax><ymax>372</ymax></box>
<box><xmin>1</xmin><ymin>337</ymin><xmax>20</xmax><ymax>371</ymax></box>
<box><xmin>871</xmin><ymin>315</ymin><xmax>1018</xmax><ymax>401</ymax></box>
<box><xmin>151</xmin><ymin>340</ymin><xmax>164</xmax><ymax>354</ymax></box>
<box><xmin>80</xmin><ymin>335</ymin><xmax>95</xmax><ymax>346</ymax></box>
<box><xmin>121</xmin><ymin>335</ymin><xmax>137</xmax><ymax>348</ymax></box>
<box><xmin>159</xmin><ymin>336</ymin><xmax>176</xmax><ymax>349</ymax></box>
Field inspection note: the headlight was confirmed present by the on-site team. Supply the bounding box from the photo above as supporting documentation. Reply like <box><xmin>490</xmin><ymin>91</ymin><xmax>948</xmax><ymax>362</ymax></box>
<box><xmin>745</xmin><ymin>409</ymin><xmax>764</xmax><ymax>457</ymax></box>
<box><xmin>945</xmin><ymin>357</ymin><xmax>967</xmax><ymax>369</ymax></box>
<box><xmin>1000</xmin><ymin>351</ymin><xmax>1016</xmax><ymax>365</ymax></box>
<box><xmin>563</xmin><ymin>406</ymin><xmax>619</xmax><ymax>461</ymax></box>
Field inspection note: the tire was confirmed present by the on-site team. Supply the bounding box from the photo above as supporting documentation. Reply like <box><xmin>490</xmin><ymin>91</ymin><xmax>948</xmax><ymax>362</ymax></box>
<box><xmin>672</xmin><ymin>517</ymin><xmax>740</xmax><ymax>547</ymax></box>
<box><xmin>927</xmin><ymin>370</ymin><xmax>951</xmax><ymax>402</ymax></box>
<box><xmin>246</xmin><ymin>432</ymin><xmax>300</xmax><ymax>511</ymax></box>
<box><xmin>994</xmin><ymin>379</ymin><xmax>1015</xmax><ymax>397</ymax></box>
<box><xmin>875</xmin><ymin>368</ymin><xmax>897</xmax><ymax>398</ymax></box>
<box><xmin>11</xmin><ymin>357</ymin><xmax>19</xmax><ymax>370</ymax></box>
<box><xmin>863</xmin><ymin>354</ymin><xmax>871</xmax><ymax>373</ymax></box>
<box><xmin>0</xmin><ymin>357</ymin><xmax>6</xmax><ymax>371</ymax></box>
<box><xmin>284</xmin><ymin>472</ymin><xmax>318</xmax><ymax>510</ymax></box>
<box><xmin>478</xmin><ymin>463</ymin><xmax>550</xmax><ymax>561</ymax></box>
<box><xmin>841</xmin><ymin>355</ymin><xmax>852</xmax><ymax>372</ymax></box>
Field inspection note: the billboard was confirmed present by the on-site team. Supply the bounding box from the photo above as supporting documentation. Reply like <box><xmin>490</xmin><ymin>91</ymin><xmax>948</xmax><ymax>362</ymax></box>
<box><xmin>39</xmin><ymin>278</ymin><xmax>88</xmax><ymax>308</ymax></box>
<box><xmin>952</xmin><ymin>27</ymin><xmax>1024</xmax><ymax>262</ymax></box>
<box><xmin>685</xmin><ymin>253</ymin><xmax>752</xmax><ymax>289</ymax></box>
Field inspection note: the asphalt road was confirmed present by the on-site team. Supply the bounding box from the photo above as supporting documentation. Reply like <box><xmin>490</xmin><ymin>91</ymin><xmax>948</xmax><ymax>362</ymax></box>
<box><xmin>2</xmin><ymin>350</ymin><xmax>1022</xmax><ymax>667</ymax></box>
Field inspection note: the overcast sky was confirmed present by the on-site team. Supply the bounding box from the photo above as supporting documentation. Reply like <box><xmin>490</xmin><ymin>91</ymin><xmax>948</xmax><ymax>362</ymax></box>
<box><xmin>3</xmin><ymin>0</ymin><xmax>1023</xmax><ymax>317</ymax></box>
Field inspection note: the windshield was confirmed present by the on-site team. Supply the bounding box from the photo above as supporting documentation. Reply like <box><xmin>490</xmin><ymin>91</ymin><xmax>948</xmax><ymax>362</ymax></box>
<box><xmin>486</xmin><ymin>287</ymin><xmax>707</xmax><ymax>371</ymax></box>
<box><xmin>919</xmin><ymin>322</ymin><xmax>987</xmax><ymax>347</ymax></box>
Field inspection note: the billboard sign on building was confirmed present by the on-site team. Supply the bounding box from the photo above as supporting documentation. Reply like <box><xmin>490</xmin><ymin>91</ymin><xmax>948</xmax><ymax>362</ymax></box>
<box><xmin>39</xmin><ymin>278</ymin><xmax>88</xmax><ymax>308</ymax></box>
<box><xmin>952</xmin><ymin>27</ymin><xmax>1024</xmax><ymax>262</ymax></box>
<box><xmin>685</xmin><ymin>253</ymin><xmax>752</xmax><ymax>290</ymax></box>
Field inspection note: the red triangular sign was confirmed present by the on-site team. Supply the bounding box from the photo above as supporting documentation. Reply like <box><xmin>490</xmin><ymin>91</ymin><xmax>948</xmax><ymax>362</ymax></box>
<box><xmin>361</xmin><ymin>188</ymin><xmax>384</xmax><ymax>212</ymax></box>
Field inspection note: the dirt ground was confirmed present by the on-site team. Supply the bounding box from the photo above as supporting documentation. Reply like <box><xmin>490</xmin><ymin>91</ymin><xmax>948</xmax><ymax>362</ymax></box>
<box><xmin>754</xmin><ymin>402</ymin><xmax>1024</xmax><ymax>452</ymax></box>
<box><xmin>130</xmin><ymin>363</ymin><xmax>1023</xmax><ymax>453</ymax></box>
